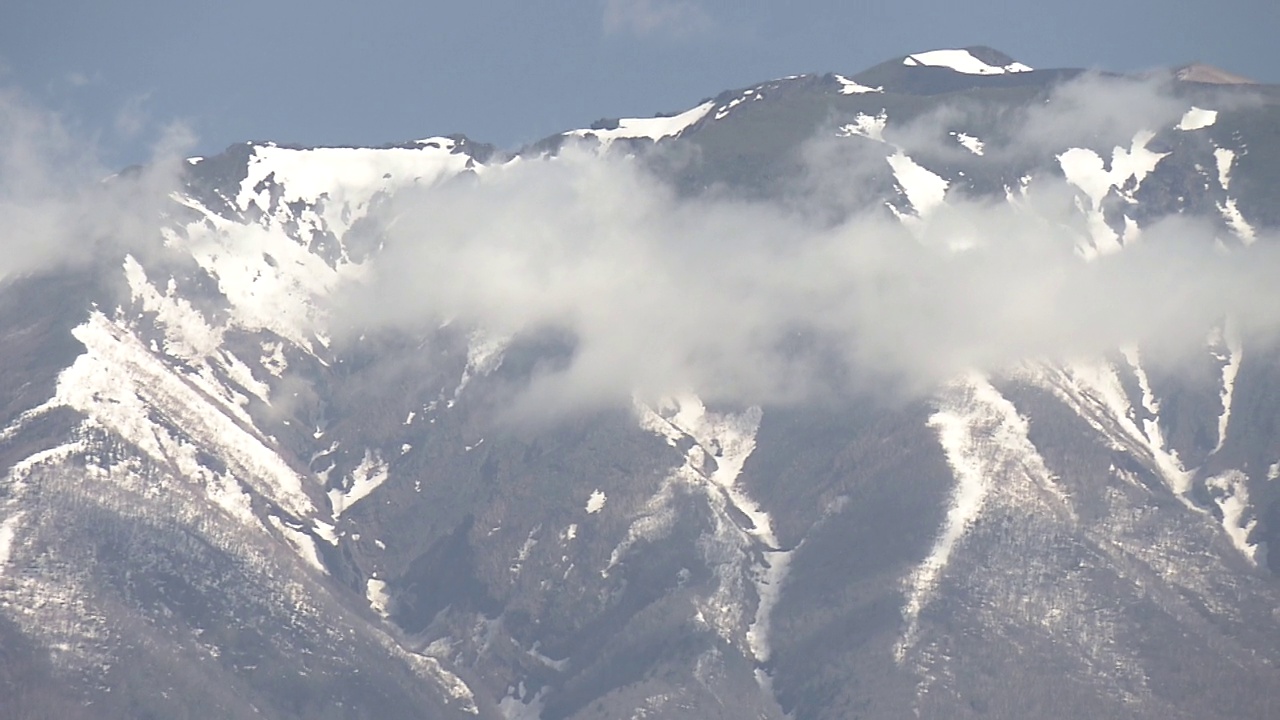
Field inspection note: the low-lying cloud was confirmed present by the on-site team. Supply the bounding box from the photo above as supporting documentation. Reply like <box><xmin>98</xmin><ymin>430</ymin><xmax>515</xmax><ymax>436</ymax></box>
<box><xmin>340</xmin><ymin>112</ymin><xmax>1278</xmax><ymax>415</ymax></box>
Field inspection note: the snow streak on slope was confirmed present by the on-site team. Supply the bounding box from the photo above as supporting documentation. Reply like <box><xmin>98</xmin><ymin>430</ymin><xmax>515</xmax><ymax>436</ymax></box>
<box><xmin>896</xmin><ymin>373</ymin><xmax>1062</xmax><ymax>662</ymax></box>
<box><xmin>1219</xmin><ymin>198</ymin><xmax>1257</xmax><ymax>245</ymax></box>
<box><xmin>1029</xmin><ymin>360</ymin><xmax>1193</xmax><ymax>500</ymax></box>
<box><xmin>0</xmin><ymin>427</ymin><xmax>353</xmax><ymax>677</ymax></box>
<box><xmin>123</xmin><ymin>255</ymin><xmax>271</xmax><ymax>418</ymax></box>
<box><xmin>1118</xmin><ymin>346</ymin><xmax>1169</xmax><ymax>469</ymax></box>
<box><xmin>1208</xmin><ymin>323</ymin><xmax>1242</xmax><ymax>455</ymax></box>
<box><xmin>632</xmin><ymin>397</ymin><xmax>790</xmax><ymax>680</ymax></box>
<box><xmin>903</xmin><ymin>49</ymin><xmax>1032</xmax><ymax>74</ymax></box>
<box><xmin>0</xmin><ymin>511</ymin><xmax>22</xmax><ymax>575</ymax></box>
<box><xmin>567</xmin><ymin>101</ymin><xmax>715</xmax><ymax>147</ymax></box>
<box><xmin>54</xmin><ymin>311</ymin><xmax>313</xmax><ymax>521</ymax></box>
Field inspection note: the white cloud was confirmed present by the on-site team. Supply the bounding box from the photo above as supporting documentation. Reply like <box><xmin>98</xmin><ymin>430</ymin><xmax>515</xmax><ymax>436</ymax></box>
<box><xmin>602</xmin><ymin>0</ymin><xmax>714</xmax><ymax>38</ymax></box>
<box><xmin>0</xmin><ymin>87</ymin><xmax>193</xmax><ymax>281</ymax></box>
<box><xmin>336</xmin><ymin>130</ymin><xmax>1279</xmax><ymax>417</ymax></box>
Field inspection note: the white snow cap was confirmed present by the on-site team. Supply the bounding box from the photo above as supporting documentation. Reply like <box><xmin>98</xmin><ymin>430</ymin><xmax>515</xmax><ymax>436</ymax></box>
<box><xmin>903</xmin><ymin>48</ymin><xmax>1033</xmax><ymax>75</ymax></box>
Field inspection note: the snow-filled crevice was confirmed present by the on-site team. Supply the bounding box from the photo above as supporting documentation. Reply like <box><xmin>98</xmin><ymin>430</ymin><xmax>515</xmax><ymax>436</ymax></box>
<box><xmin>896</xmin><ymin>373</ymin><xmax>1062</xmax><ymax>663</ymax></box>
<box><xmin>1026</xmin><ymin>360</ymin><xmax>1194</xmax><ymax>503</ymax></box>
<box><xmin>1208</xmin><ymin>323</ymin><xmax>1243</xmax><ymax>455</ymax></box>
<box><xmin>632</xmin><ymin>396</ymin><xmax>791</xmax><ymax>688</ymax></box>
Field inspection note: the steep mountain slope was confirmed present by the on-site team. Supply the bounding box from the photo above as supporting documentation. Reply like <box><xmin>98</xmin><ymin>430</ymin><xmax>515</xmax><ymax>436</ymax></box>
<box><xmin>2</xmin><ymin>48</ymin><xmax>1279</xmax><ymax>719</ymax></box>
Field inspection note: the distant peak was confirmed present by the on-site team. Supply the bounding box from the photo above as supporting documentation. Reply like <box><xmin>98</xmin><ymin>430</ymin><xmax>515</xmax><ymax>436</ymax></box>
<box><xmin>902</xmin><ymin>47</ymin><xmax>1033</xmax><ymax>75</ymax></box>
<box><xmin>1175</xmin><ymin>63</ymin><xmax>1256</xmax><ymax>85</ymax></box>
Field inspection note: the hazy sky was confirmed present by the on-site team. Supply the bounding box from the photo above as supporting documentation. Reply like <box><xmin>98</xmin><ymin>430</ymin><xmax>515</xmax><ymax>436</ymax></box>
<box><xmin>2</xmin><ymin>0</ymin><xmax>1278</xmax><ymax>165</ymax></box>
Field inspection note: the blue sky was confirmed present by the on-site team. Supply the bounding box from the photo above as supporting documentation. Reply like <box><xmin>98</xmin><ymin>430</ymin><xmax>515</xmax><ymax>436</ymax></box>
<box><xmin>3</xmin><ymin>0</ymin><xmax>1278</xmax><ymax>166</ymax></box>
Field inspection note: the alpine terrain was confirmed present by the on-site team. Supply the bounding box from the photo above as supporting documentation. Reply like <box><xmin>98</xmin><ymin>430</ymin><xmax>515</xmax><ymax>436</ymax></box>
<box><xmin>2</xmin><ymin>47</ymin><xmax>1280</xmax><ymax>719</ymax></box>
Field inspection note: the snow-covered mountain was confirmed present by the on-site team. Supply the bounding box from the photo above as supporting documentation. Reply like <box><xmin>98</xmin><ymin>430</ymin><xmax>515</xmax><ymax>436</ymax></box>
<box><xmin>2</xmin><ymin>47</ymin><xmax>1280</xmax><ymax>719</ymax></box>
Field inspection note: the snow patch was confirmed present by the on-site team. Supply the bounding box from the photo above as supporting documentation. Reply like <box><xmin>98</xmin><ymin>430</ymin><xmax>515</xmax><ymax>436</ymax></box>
<box><xmin>267</xmin><ymin>515</ymin><xmax>327</xmax><ymax>574</ymax></box>
<box><xmin>585</xmin><ymin>489</ymin><xmax>607</xmax><ymax>514</ymax></box>
<box><xmin>837</xmin><ymin>111</ymin><xmax>887</xmax><ymax>142</ymax></box>
<box><xmin>234</xmin><ymin>140</ymin><xmax>475</xmax><ymax>238</ymax></box>
<box><xmin>833</xmin><ymin>74</ymin><xmax>883</xmax><ymax>94</ymax></box>
<box><xmin>1058</xmin><ymin>131</ymin><xmax>1168</xmax><ymax>257</ymax></box>
<box><xmin>1218</xmin><ymin>198</ymin><xmax>1257</xmax><ymax>245</ymax></box>
<box><xmin>887</xmin><ymin>152</ymin><xmax>949</xmax><ymax>217</ymax></box>
<box><xmin>526</xmin><ymin>642</ymin><xmax>570</xmax><ymax>672</ymax></box>
<box><xmin>402</xmin><ymin>651</ymin><xmax>479</xmax><ymax>715</ymax></box>
<box><xmin>260</xmin><ymin>341</ymin><xmax>287</xmax><ymax>377</ymax></box>
<box><xmin>366</xmin><ymin>578</ymin><xmax>391</xmax><ymax>618</ymax></box>
<box><xmin>1176</xmin><ymin>106</ymin><xmax>1218</xmax><ymax>131</ymax></box>
<box><xmin>1205</xmin><ymin>471</ymin><xmax>1257</xmax><ymax>562</ymax></box>
<box><xmin>951</xmin><ymin>131</ymin><xmax>984</xmax><ymax>155</ymax></box>
<box><xmin>1214</xmin><ymin>148</ymin><xmax>1236</xmax><ymax>190</ymax></box>
<box><xmin>903</xmin><ymin>49</ymin><xmax>1032</xmax><ymax>75</ymax></box>
<box><xmin>0</xmin><ymin>512</ymin><xmax>23</xmax><ymax>575</ymax></box>
<box><xmin>313</xmin><ymin>519</ymin><xmax>339</xmax><ymax>546</ymax></box>
<box><xmin>172</xmin><ymin>194</ymin><xmax>360</xmax><ymax>351</ymax></box>
<box><xmin>1059</xmin><ymin>131</ymin><xmax>1168</xmax><ymax>211</ymax></box>
<box><xmin>713</xmin><ymin>90</ymin><xmax>763</xmax><ymax>121</ymax></box>
<box><xmin>327</xmin><ymin>449</ymin><xmax>389</xmax><ymax>519</ymax></box>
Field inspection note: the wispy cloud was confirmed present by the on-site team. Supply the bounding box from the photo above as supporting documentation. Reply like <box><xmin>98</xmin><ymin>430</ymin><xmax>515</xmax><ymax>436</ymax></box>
<box><xmin>0</xmin><ymin>87</ymin><xmax>193</xmax><ymax>282</ymax></box>
<box><xmin>602</xmin><ymin>0</ymin><xmax>714</xmax><ymax>38</ymax></box>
